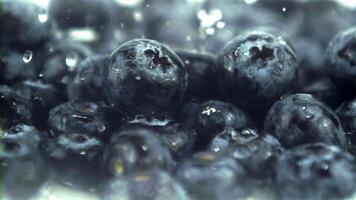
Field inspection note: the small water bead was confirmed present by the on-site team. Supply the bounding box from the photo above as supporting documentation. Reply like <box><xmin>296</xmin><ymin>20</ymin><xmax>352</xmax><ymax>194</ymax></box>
<box><xmin>282</xmin><ymin>7</ymin><xmax>287</xmax><ymax>12</ymax></box>
<box><xmin>65</xmin><ymin>51</ymin><xmax>79</xmax><ymax>70</ymax></box>
<box><xmin>216</xmin><ymin>21</ymin><xmax>225</xmax><ymax>29</ymax></box>
<box><xmin>37</xmin><ymin>11</ymin><xmax>48</xmax><ymax>23</ymax></box>
<box><xmin>23</xmin><ymin>50</ymin><xmax>33</xmax><ymax>63</ymax></box>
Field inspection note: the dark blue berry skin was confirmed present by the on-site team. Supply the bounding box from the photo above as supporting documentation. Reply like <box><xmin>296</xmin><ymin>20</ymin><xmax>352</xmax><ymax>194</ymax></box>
<box><xmin>301</xmin><ymin>78</ymin><xmax>344</xmax><ymax>110</ymax></box>
<box><xmin>209</xmin><ymin>128</ymin><xmax>260</xmax><ymax>153</ymax></box>
<box><xmin>176</xmin><ymin>151</ymin><xmax>247</xmax><ymax>200</ymax></box>
<box><xmin>337</xmin><ymin>98</ymin><xmax>356</xmax><ymax>155</ymax></box>
<box><xmin>67</xmin><ymin>55</ymin><xmax>109</xmax><ymax>102</ymax></box>
<box><xmin>103</xmin><ymin>169</ymin><xmax>191</xmax><ymax>200</ymax></box>
<box><xmin>175</xmin><ymin>50</ymin><xmax>218</xmax><ymax>100</ymax></box>
<box><xmin>42</xmin><ymin>133</ymin><xmax>104</xmax><ymax>190</ymax></box>
<box><xmin>41</xmin><ymin>40</ymin><xmax>93</xmax><ymax>89</ymax></box>
<box><xmin>102</xmin><ymin>128</ymin><xmax>174</xmax><ymax>178</ymax></box>
<box><xmin>15</xmin><ymin>80</ymin><xmax>66</xmax><ymax>130</ymax></box>
<box><xmin>104</xmin><ymin>39</ymin><xmax>187</xmax><ymax>117</ymax></box>
<box><xmin>48</xmin><ymin>101</ymin><xmax>108</xmax><ymax>139</ymax></box>
<box><xmin>217</xmin><ymin>31</ymin><xmax>298</xmax><ymax>118</ymax></box>
<box><xmin>264</xmin><ymin>93</ymin><xmax>347</xmax><ymax>149</ymax></box>
<box><xmin>325</xmin><ymin>28</ymin><xmax>356</xmax><ymax>99</ymax></box>
<box><xmin>0</xmin><ymin>0</ymin><xmax>52</xmax><ymax>51</ymax></box>
<box><xmin>121</xmin><ymin>120</ymin><xmax>195</xmax><ymax>160</ymax></box>
<box><xmin>1</xmin><ymin>124</ymin><xmax>48</xmax><ymax>200</ymax></box>
<box><xmin>0</xmin><ymin>85</ymin><xmax>33</xmax><ymax>128</ymax></box>
<box><xmin>230</xmin><ymin>134</ymin><xmax>283</xmax><ymax>179</ymax></box>
<box><xmin>275</xmin><ymin>143</ymin><xmax>356</xmax><ymax>200</ymax></box>
<box><xmin>181</xmin><ymin>100</ymin><xmax>250</xmax><ymax>150</ymax></box>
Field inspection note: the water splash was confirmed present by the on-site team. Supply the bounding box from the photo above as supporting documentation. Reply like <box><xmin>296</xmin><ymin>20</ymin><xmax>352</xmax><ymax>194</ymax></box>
<box><xmin>23</xmin><ymin>50</ymin><xmax>33</xmax><ymax>63</ymax></box>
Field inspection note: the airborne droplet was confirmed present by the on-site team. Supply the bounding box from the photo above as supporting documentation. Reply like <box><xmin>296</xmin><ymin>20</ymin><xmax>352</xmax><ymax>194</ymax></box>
<box><xmin>66</xmin><ymin>51</ymin><xmax>79</xmax><ymax>70</ymax></box>
<box><xmin>23</xmin><ymin>50</ymin><xmax>33</xmax><ymax>63</ymax></box>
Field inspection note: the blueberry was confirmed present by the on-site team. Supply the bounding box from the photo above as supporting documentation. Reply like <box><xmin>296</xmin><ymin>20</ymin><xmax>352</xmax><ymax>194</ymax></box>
<box><xmin>48</xmin><ymin>101</ymin><xmax>108</xmax><ymax>139</ymax></box>
<box><xmin>264</xmin><ymin>93</ymin><xmax>347</xmax><ymax>149</ymax></box>
<box><xmin>1</xmin><ymin>124</ymin><xmax>48</xmax><ymax>200</ymax></box>
<box><xmin>209</xmin><ymin>128</ymin><xmax>260</xmax><ymax>154</ymax></box>
<box><xmin>121</xmin><ymin>119</ymin><xmax>195</xmax><ymax>160</ymax></box>
<box><xmin>275</xmin><ymin>143</ymin><xmax>356</xmax><ymax>200</ymax></box>
<box><xmin>43</xmin><ymin>132</ymin><xmax>104</xmax><ymax>190</ymax></box>
<box><xmin>0</xmin><ymin>85</ymin><xmax>33</xmax><ymax>127</ymax></box>
<box><xmin>103</xmin><ymin>169</ymin><xmax>191</xmax><ymax>200</ymax></box>
<box><xmin>41</xmin><ymin>39</ymin><xmax>93</xmax><ymax>89</ymax></box>
<box><xmin>15</xmin><ymin>80</ymin><xmax>66</xmax><ymax>130</ymax></box>
<box><xmin>103</xmin><ymin>39</ymin><xmax>187</xmax><ymax>117</ymax></box>
<box><xmin>337</xmin><ymin>98</ymin><xmax>356</xmax><ymax>155</ymax></box>
<box><xmin>325</xmin><ymin>28</ymin><xmax>356</xmax><ymax>99</ymax></box>
<box><xmin>230</xmin><ymin>134</ymin><xmax>283</xmax><ymax>178</ymax></box>
<box><xmin>102</xmin><ymin>128</ymin><xmax>174</xmax><ymax>178</ymax></box>
<box><xmin>181</xmin><ymin>100</ymin><xmax>251</xmax><ymax>150</ymax></box>
<box><xmin>177</xmin><ymin>151</ymin><xmax>247</xmax><ymax>200</ymax></box>
<box><xmin>67</xmin><ymin>55</ymin><xmax>109</xmax><ymax>102</ymax></box>
<box><xmin>217</xmin><ymin>31</ymin><xmax>298</xmax><ymax>118</ymax></box>
<box><xmin>1</xmin><ymin>0</ymin><xmax>52</xmax><ymax>51</ymax></box>
<box><xmin>175</xmin><ymin>50</ymin><xmax>218</xmax><ymax>100</ymax></box>
<box><xmin>301</xmin><ymin>78</ymin><xmax>344</xmax><ymax>109</ymax></box>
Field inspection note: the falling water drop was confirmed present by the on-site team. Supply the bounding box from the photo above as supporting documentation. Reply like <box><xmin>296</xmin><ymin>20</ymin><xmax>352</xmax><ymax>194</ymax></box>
<box><xmin>38</xmin><ymin>11</ymin><xmax>48</xmax><ymax>23</ymax></box>
<box><xmin>23</xmin><ymin>50</ymin><xmax>33</xmax><ymax>63</ymax></box>
<box><xmin>65</xmin><ymin>51</ymin><xmax>79</xmax><ymax>70</ymax></box>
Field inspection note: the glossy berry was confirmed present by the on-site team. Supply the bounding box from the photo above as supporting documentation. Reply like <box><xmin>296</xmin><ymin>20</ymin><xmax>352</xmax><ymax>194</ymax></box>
<box><xmin>264</xmin><ymin>93</ymin><xmax>347</xmax><ymax>149</ymax></box>
<box><xmin>103</xmin><ymin>170</ymin><xmax>191</xmax><ymax>200</ymax></box>
<box><xmin>1</xmin><ymin>0</ymin><xmax>52</xmax><ymax>51</ymax></box>
<box><xmin>325</xmin><ymin>28</ymin><xmax>356</xmax><ymax>99</ymax></box>
<box><xmin>0</xmin><ymin>85</ymin><xmax>33</xmax><ymax>128</ymax></box>
<box><xmin>177</xmin><ymin>151</ymin><xmax>247</xmax><ymax>200</ymax></box>
<box><xmin>229</xmin><ymin>134</ymin><xmax>283</xmax><ymax>178</ymax></box>
<box><xmin>43</xmin><ymin>133</ymin><xmax>103</xmax><ymax>190</ymax></box>
<box><xmin>181</xmin><ymin>100</ymin><xmax>250</xmax><ymax>150</ymax></box>
<box><xmin>103</xmin><ymin>39</ymin><xmax>187</xmax><ymax>117</ymax></box>
<box><xmin>1</xmin><ymin>124</ymin><xmax>48</xmax><ymax>200</ymax></box>
<box><xmin>217</xmin><ymin>31</ymin><xmax>298</xmax><ymax>112</ymax></box>
<box><xmin>337</xmin><ymin>98</ymin><xmax>356</xmax><ymax>155</ymax></box>
<box><xmin>175</xmin><ymin>50</ymin><xmax>218</xmax><ymax>100</ymax></box>
<box><xmin>48</xmin><ymin>101</ymin><xmax>108</xmax><ymax>139</ymax></box>
<box><xmin>67</xmin><ymin>55</ymin><xmax>109</xmax><ymax>102</ymax></box>
<box><xmin>209</xmin><ymin>128</ymin><xmax>260</xmax><ymax>153</ymax></box>
<box><xmin>275</xmin><ymin>143</ymin><xmax>356</xmax><ymax>200</ymax></box>
<box><xmin>15</xmin><ymin>80</ymin><xmax>66</xmax><ymax>130</ymax></box>
<box><xmin>103</xmin><ymin>128</ymin><xmax>174</xmax><ymax>178</ymax></box>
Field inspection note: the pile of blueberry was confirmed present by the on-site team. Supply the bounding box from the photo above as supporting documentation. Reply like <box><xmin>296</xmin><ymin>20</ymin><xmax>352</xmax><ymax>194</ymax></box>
<box><xmin>1</xmin><ymin>0</ymin><xmax>356</xmax><ymax>199</ymax></box>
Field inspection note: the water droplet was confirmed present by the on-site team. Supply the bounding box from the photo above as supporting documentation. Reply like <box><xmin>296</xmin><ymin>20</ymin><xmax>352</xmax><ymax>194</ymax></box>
<box><xmin>38</xmin><ymin>12</ymin><xmax>48</xmax><ymax>23</ymax></box>
<box><xmin>23</xmin><ymin>50</ymin><xmax>33</xmax><ymax>63</ymax></box>
<box><xmin>80</xmin><ymin>151</ymin><xmax>86</xmax><ymax>155</ymax></box>
<box><xmin>38</xmin><ymin>73</ymin><xmax>44</xmax><ymax>78</ymax></box>
<box><xmin>142</xmin><ymin>145</ymin><xmax>148</xmax><ymax>151</ymax></box>
<box><xmin>205</xmin><ymin>27</ymin><xmax>215</xmax><ymax>35</ymax></box>
<box><xmin>65</xmin><ymin>52</ymin><xmax>79</xmax><ymax>70</ymax></box>
<box><xmin>282</xmin><ymin>7</ymin><xmax>287</xmax><ymax>12</ymax></box>
<box><xmin>213</xmin><ymin>146</ymin><xmax>220</xmax><ymax>152</ymax></box>
<box><xmin>133</xmin><ymin>11</ymin><xmax>143</xmax><ymax>22</ymax></box>
<box><xmin>98</xmin><ymin>125</ymin><xmax>106</xmax><ymax>133</ymax></box>
<box><xmin>135</xmin><ymin>76</ymin><xmax>142</xmax><ymax>80</ymax></box>
<box><xmin>216</xmin><ymin>21</ymin><xmax>225</xmax><ymax>29</ymax></box>
<box><xmin>244</xmin><ymin>0</ymin><xmax>258</xmax><ymax>4</ymax></box>
<box><xmin>202</xmin><ymin>107</ymin><xmax>218</xmax><ymax>116</ymax></box>
<box><xmin>305</xmin><ymin>115</ymin><xmax>313</xmax><ymax>119</ymax></box>
<box><xmin>302</xmin><ymin>106</ymin><xmax>306</xmax><ymax>111</ymax></box>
